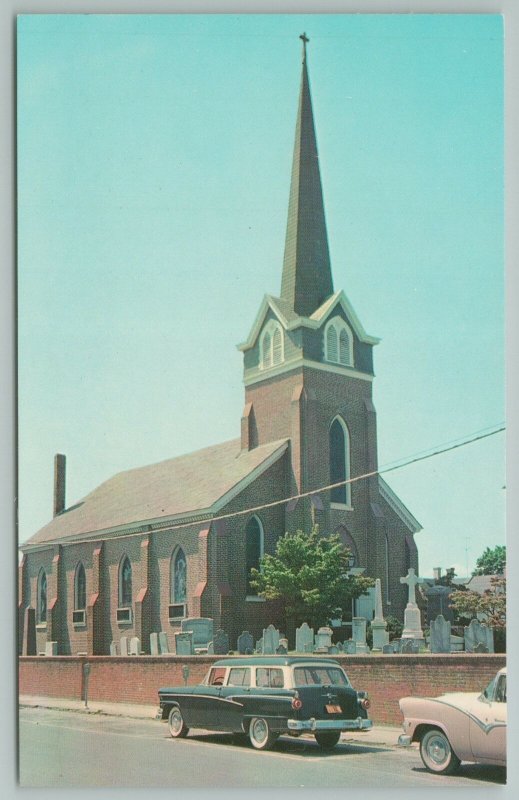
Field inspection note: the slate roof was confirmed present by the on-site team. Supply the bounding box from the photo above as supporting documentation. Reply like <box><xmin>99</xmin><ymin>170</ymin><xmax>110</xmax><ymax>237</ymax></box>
<box><xmin>22</xmin><ymin>438</ymin><xmax>289</xmax><ymax>548</ymax></box>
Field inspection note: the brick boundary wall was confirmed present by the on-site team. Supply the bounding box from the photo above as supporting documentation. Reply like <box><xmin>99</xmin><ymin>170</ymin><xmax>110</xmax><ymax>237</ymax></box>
<box><xmin>19</xmin><ymin>654</ymin><xmax>506</xmax><ymax>726</ymax></box>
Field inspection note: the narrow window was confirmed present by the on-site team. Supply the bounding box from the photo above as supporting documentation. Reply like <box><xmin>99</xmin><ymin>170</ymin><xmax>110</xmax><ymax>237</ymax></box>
<box><xmin>172</xmin><ymin>548</ymin><xmax>187</xmax><ymax>603</ymax></box>
<box><xmin>245</xmin><ymin>516</ymin><xmax>263</xmax><ymax>594</ymax></box>
<box><xmin>329</xmin><ymin>417</ymin><xmax>351</xmax><ymax>505</ymax></box>
<box><xmin>119</xmin><ymin>556</ymin><xmax>132</xmax><ymax>607</ymax></box>
<box><xmin>327</xmin><ymin>324</ymin><xmax>338</xmax><ymax>362</ymax></box>
<box><xmin>74</xmin><ymin>562</ymin><xmax>86</xmax><ymax>610</ymax></box>
<box><xmin>339</xmin><ymin>328</ymin><xmax>352</xmax><ymax>366</ymax></box>
<box><xmin>262</xmin><ymin>331</ymin><xmax>272</xmax><ymax>368</ymax></box>
<box><xmin>37</xmin><ymin>569</ymin><xmax>47</xmax><ymax>624</ymax></box>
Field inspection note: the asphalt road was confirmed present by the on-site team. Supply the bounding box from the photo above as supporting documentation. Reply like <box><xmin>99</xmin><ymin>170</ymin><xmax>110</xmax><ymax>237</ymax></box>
<box><xmin>19</xmin><ymin>707</ymin><xmax>507</xmax><ymax>789</ymax></box>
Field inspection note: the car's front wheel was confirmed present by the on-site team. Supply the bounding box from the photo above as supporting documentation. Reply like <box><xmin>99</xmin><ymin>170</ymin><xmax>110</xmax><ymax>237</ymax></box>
<box><xmin>248</xmin><ymin>717</ymin><xmax>279</xmax><ymax>750</ymax></box>
<box><xmin>315</xmin><ymin>730</ymin><xmax>341</xmax><ymax>750</ymax></box>
<box><xmin>420</xmin><ymin>728</ymin><xmax>461</xmax><ymax>774</ymax></box>
<box><xmin>167</xmin><ymin>705</ymin><xmax>189</xmax><ymax>739</ymax></box>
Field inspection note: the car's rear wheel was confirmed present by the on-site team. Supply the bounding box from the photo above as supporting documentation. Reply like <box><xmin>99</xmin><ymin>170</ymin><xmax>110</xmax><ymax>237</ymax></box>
<box><xmin>420</xmin><ymin>728</ymin><xmax>461</xmax><ymax>774</ymax></box>
<box><xmin>168</xmin><ymin>705</ymin><xmax>189</xmax><ymax>739</ymax></box>
<box><xmin>248</xmin><ymin>717</ymin><xmax>278</xmax><ymax>750</ymax></box>
<box><xmin>315</xmin><ymin>731</ymin><xmax>341</xmax><ymax>750</ymax></box>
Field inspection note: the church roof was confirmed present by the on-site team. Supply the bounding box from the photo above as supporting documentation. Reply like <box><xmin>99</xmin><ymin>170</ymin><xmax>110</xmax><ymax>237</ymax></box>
<box><xmin>22</xmin><ymin>438</ymin><xmax>289</xmax><ymax>548</ymax></box>
<box><xmin>280</xmin><ymin>36</ymin><xmax>334</xmax><ymax>317</ymax></box>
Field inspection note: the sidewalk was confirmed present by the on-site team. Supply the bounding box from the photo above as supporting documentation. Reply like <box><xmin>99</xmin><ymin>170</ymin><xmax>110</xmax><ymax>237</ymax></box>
<box><xmin>19</xmin><ymin>694</ymin><xmax>404</xmax><ymax>747</ymax></box>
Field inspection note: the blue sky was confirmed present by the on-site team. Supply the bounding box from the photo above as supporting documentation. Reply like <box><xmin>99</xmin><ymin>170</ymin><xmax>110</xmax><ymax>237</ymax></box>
<box><xmin>17</xmin><ymin>13</ymin><xmax>504</xmax><ymax>578</ymax></box>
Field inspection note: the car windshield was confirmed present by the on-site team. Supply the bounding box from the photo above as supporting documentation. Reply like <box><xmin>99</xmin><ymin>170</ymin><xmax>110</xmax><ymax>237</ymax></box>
<box><xmin>294</xmin><ymin>666</ymin><xmax>350</xmax><ymax>687</ymax></box>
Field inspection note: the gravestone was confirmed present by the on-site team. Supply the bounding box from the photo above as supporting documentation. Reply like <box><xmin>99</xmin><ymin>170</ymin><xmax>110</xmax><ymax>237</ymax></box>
<box><xmin>464</xmin><ymin>619</ymin><xmax>494</xmax><ymax>653</ymax></box>
<box><xmin>352</xmin><ymin>618</ymin><xmax>370</xmax><ymax>653</ymax></box>
<box><xmin>129</xmin><ymin>636</ymin><xmax>141</xmax><ymax>655</ymax></box>
<box><xmin>276</xmin><ymin>644</ymin><xmax>288</xmax><ymax>655</ymax></box>
<box><xmin>295</xmin><ymin>622</ymin><xmax>314</xmax><ymax>654</ymax></box>
<box><xmin>110</xmin><ymin>641</ymin><xmax>118</xmax><ymax>656</ymax></box>
<box><xmin>314</xmin><ymin>626</ymin><xmax>333</xmax><ymax>652</ymax></box>
<box><xmin>207</xmin><ymin>641</ymin><xmax>214</xmax><ymax>655</ymax></box>
<box><xmin>45</xmin><ymin>641</ymin><xmax>58</xmax><ymax>656</ymax></box>
<box><xmin>474</xmin><ymin>642</ymin><xmax>489</xmax><ymax>653</ymax></box>
<box><xmin>382</xmin><ymin>644</ymin><xmax>393</xmax><ymax>654</ymax></box>
<box><xmin>370</xmin><ymin>578</ymin><xmax>390</xmax><ymax>651</ymax></box>
<box><xmin>262</xmin><ymin>624</ymin><xmax>281</xmax><ymax>654</ymax></box>
<box><xmin>149</xmin><ymin>633</ymin><xmax>160</xmax><ymax>656</ymax></box>
<box><xmin>175</xmin><ymin>631</ymin><xmax>194</xmax><ymax>655</ymax></box>
<box><xmin>120</xmin><ymin>636</ymin><xmax>129</xmax><ymax>656</ymax></box>
<box><xmin>158</xmin><ymin>631</ymin><xmax>170</xmax><ymax>654</ymax></box>
<box><xmin>255</xmin><ymin>638</ymin><xmax>263</xmax><ymax>654</ymax></box>
<box><xmin>392</xmin><ymin>639</ymin><xmax>402</xmax><ymax>653</ymax></box>
<box><xmin>430</xmin><ymin>614</ymin><xmax>451</xmax><ymax>653</ymax></box>
<box><xmin>181</xmin><ymin>617</ymin><xmax>214</xmax><ymax>653</ymax></box>
<box><xmin>237</xmin><ymin>630</ymin><xmax>254</xmax><ymax>655</ymax></box>
<box><xmin>450</xmin><ymin>634</ymin><xmax>464</xmax><ymax>652</ymax></box>
<box><xmin>213</xmin><ymin>629</ymin><xmax>230</xmax><ymax>655</ymax></box>
<box><xmin>344</xmin><ymin>640</ymin><xmax>357</xmax><ymax>655</ymax></box>
<box><xmin>401</xmin><ymin>638</ymin><xmax>419</xmax><ymax>654</ymax></box>
<box><xmin>329</xmin><ymin>645</ymin><xmax>339</xmax><ymax>655</ymax></box>
<box><xmin>335</xmin><ymin>642</ymin><xmax>344</xmax><ymax>653</ymax></box>
<box><xmin>400</xmin><ymin>568</ymin><xmax>425</xmax><ymax>643</ymax></box>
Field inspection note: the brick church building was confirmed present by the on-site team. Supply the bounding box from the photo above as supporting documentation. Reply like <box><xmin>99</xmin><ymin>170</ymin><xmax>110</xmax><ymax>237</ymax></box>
<box><xmin>19</xmin><ymin>39</ymin><xmax>420</xmax><ymax>656</ymax></box>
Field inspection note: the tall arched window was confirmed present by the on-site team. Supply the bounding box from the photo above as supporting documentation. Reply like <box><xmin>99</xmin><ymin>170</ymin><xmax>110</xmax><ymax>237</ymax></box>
<box><xmin>385</xmin><ymin>533</ymin><xmax>391</xmax><ymax>604</ymax></box>
<box><xmin>245</xmin><ymin>516</ymin><xmax>264</xmax><ymax>595</ymax></box>
<box><xmin>119</xmin><ymin>556</ymin><xmax>132</xmax><ymax>608</ymax></box>
<box><xmin>37</xmin><ymin>568</ymin><xmax>47</xmax><ymax>624</ymax></box>
<box><xmin>74</xmin><ymin>562</ymin><xmax>86</xmax><ymax>610</ymax></box>
<box><xmin>171</xmin><ymin>548</ymin><xmax>187</xmax><ymax>604</ymax></box>
<box><xmin>329</xmin><ymin>417</ymin><xmax>351</xmax><ymax>506</ymax></box>
<box><xmin>324</xmin><ymin>317</ymin><xmax>354</xmax><ymax>367</ymax></box>
<box><xmin>261</xmin><ymin>321</ymin><xmax>284</xmax><ymax>369</ymax></box>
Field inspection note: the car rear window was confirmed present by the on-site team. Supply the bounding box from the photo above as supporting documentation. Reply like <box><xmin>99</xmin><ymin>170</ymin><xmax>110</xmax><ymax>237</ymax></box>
<box><xmin>256</xmin><ymin>668</ymin><xmax>284</xmax><ymax>688</ymax></box>
<box><xmin>293</xmin><ymin>666</ymin><xmax>350</xmax><ymax>687</ymax></box>
<box><xmin>227</xmin><ymin>667</ymin><xmax>251</xmax><ymax>687</ymax></box>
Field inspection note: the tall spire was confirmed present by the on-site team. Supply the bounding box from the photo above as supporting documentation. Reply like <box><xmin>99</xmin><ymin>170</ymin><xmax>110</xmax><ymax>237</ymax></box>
<box><xmin>280</xmin><ymin>34</ymin><xmax>334</xmax><ymax>317</ymax></box>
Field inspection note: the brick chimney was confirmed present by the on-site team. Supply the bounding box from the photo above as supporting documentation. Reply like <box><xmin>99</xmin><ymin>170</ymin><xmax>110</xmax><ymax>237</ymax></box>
<box><xmin>53</xmin><ymin>454</ymin><xmax>66</xmax><ymax>517</ymax></box>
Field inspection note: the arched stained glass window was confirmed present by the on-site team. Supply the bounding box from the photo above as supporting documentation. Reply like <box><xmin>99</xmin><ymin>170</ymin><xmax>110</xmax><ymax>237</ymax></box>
<box><xmin>329</xmin><ymin>417</ymin><xmax>351</xmax><ymax>506</ymax></box>
<box><xmin>245</xmin><ymin>516</ymin><xmax>264</xmax><ymax>595</ymax></box>
<box><xmin>74</xmin><ymin>562</ymin><xmax>86</xmax><ymax>610</ymax></box>
<box><xmin>171</xmin><ymin>548</ymin><xmax>187</xmax><ymax>604</ymax></box>
<box><xmin>37</xmin><ymin>568</ymin><xmax>47</xmax><ymax>624</ymax></box>
<box><xmin>119</xmin><ymin>556</ymin><xmax>132</xmax><ymax>607</ymax></box>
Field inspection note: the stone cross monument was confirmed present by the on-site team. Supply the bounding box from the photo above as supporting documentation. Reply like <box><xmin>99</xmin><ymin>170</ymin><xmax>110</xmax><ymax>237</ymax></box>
<box><xmin>400</xmin><ymin>568</ymin><xmax>425</xmax><ymax>642</ymax></box>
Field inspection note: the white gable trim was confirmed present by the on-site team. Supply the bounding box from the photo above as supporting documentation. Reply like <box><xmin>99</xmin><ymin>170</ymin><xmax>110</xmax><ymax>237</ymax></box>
<box><xmin>237</xmin><ymin>295</ymin><xmax>289</xmax><ymax>352</ymax></box>
<box><xmin>378</xmin><ymin>476</ymin><xmax>422</xmax><ymax>533</ymax></box>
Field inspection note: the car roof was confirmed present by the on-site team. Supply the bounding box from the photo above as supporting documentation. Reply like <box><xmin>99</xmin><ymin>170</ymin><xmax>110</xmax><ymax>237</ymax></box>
<box><xmin>212</xmin><ymin>656</ymin><xmax>342</xmax><ymax>668</ymax></box>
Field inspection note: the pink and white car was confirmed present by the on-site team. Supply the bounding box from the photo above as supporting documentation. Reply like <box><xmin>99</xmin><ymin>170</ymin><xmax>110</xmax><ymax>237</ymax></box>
<box><xmin>398</xmin><ymin>667</ymin><xmax>506</xmax><ymax>774</ymax></box>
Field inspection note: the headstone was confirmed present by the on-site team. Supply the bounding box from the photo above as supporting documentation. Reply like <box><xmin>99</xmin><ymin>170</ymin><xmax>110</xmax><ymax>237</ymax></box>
<box><xmin>352</xmin><ymin>618</ymin><xmax>370</xmax><ymax>653</ymax></box>
<box><xmin>392</xmin><ymin>639</ymin><xmax>402</xmax><ymax>653</ymax></box>
<box><xmin>175</xmin><ymin>631</ymin><xmax>194</xmax><ymax>655</ymax></box>
<box><xmin>430</xmin><ymin>614</ymin><xmax>452</xmax><ymax>653</ymax></box>
<box><xmin>255</xmin><ymin>638</ymin><xmax>263</xmax><ymax>654</ymax></box>
<box><xmin>181</xmin><ymin>617</ymin><xmax>214</xmax><ymax>653</ymax></box>
<box><xmin>213</xmin><ymin>629</ymin><xmax>230</xmax><ymax>655</ymax></box>
<box><xmin>120</xmin><ymin>636</ymin><xmax>129</xmax><ymax>655</ymax></box>
<box><xmin>464</xmin><ymin>619</ymin><xmax>494</xmax><ymax>653</ymax></box>
<box><xmin>355</xmin><ymin>586</ymin><xmax>376</xmax><ymax>620</ymax></box>
<box><xmin>473</xmin><ymin>642</ymin><xmax>488</xmax><ymax>653</ymax></box>
<box><xmin>129</xmin><ymin>636</ymin><xmax>141</xmax><ymax>655</ymax></box>
<box><xmin>400</xmin><ymin>568</ymin><xmax>425</xmax><ymax>642</ymax></box>
<box><xmin>314</xmin><ymin>626</ymin><xmax>333</xmax><ymax>652</ymax></box>
<box><xmin>343</xmin><ymin>640</ymin><xmax>357</xmax><ymax>655</ymax></box>
<box><xmin>110</xmin><ymin>641</ymin><xmax>118</xmax><ymax>656</ymax></box>
<box><xmin>276</xmin><ymin>644</ymin><xmax>288</xmax><ymax>655</ymax></box>
<box><xmin>382</xmin><ymin>644</ymin><xmax>393</xmax><ymax>654</ymax></box>
<box><xmin>45</xmin><ymin>641</ymin><xmax>58</xmax><ymax>656</ymax></box>
<box><xmin>150</xmin><ymin>633</ymin><xmax>160</xmax><ymax>656</ymax></box>
<box><xmin>262</xmin><ymin>624</ymin><xmax>281</xmax><ymax>654</ymax></box>
<box><xmin>295</xmin><ymin>622</ymin><xmax>314</xmax><ymax>654</ymax></box>
<box><xmin>329</xmin><ymin>645</ymin><xmax>339</xmax><ymax>655</ymax></box>
<box><xmin>401</xmin><ymin>638</ymin><xmax>419</xmax><ymax>654</ymax></box>
<box><xmin>158</xmin><ymin>631</ymin><xmax>170</xmax><ymax>654</ymax></box>
<box><xmin>237</xmin><ymin>630</ymin><xmax>254</xmax><ymax>655</ymax></box>
<box><xmin>370</xmin><ymin>578</ymin><xmax>390</xmax><ymax>651</ymax></box>
<box><xmin>336</xmin><ymin>641</ymin><xmax>344</xmax><ymax>653</ymax></box>
<box><xmin>207</xmin><ymin>641</ymin><xmax>214</xmax><ymax>655</ymax></box>
<box><xmin>450</xmin><ymin>634</ymin><xmax>464</xmax><ymax>652</ymax></box>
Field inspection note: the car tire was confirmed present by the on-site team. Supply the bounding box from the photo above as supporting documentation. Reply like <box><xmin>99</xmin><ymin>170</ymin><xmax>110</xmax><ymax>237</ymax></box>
<box><xmin>315</xmin><ymin>731</ymin><xmax>341</xmax><ymax>750</ymax></box>
<box><xmin>248</xmin><ymin>717</ymin><xmax>278</xmax><ymax>750</ymax></box>
<box><xmin>167</xmin><ymin>705</ymin><xmax>189</xmax><ymax>739</ymax></box>
<box><xmin>420</xmin><ymin>728</ymin><xmax>461</xmax><ymax>774</ymax></box>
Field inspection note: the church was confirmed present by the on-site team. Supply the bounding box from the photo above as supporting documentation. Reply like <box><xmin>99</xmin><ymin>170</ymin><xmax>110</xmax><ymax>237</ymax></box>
<box><xmin>18</xmin><ymin>38</ymin><xmax>421</xmax><ymax>656</ymax></box>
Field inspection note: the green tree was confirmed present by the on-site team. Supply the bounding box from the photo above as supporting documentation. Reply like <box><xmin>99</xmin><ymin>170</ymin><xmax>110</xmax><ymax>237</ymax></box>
<box><xmin>472</xmin><ymin>545</ymin><xmax>506</xmax><ymax>576</ymax></box>
<box><xmin>250</xmin><ymin>527</ymin><xmax>374</xmax><ymax>631</ymax></box>
<box><xmin>449</xmin><ymin>575</ymin><xmax>506</xmax><ymax>629</ymax></box>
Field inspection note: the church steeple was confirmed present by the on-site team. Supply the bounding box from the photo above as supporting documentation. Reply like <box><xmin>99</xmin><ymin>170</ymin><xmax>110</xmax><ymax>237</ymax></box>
<box><xmin>280</xmin><ymin>34</ymin><xmax>334</xmax><ymax>318</ymax></box>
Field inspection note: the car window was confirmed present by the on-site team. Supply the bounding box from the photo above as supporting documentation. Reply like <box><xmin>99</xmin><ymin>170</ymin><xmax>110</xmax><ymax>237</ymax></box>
<box><xmin>494</xmin><ymin>675</ymin><xmax>507</xmax><ymax>703</ymax></box>
<box><xmin>256</xmin><ymin>668</ymin><xmax>284</xmax><ymax>688</ymax></box>
<box><xmin>207</xmin><ymin>667</ymin><xmax>227</xmax><ymax>686</ymax></box>
<box><xmin>227</xmin><ymin>667</ymin><xmax>251</xmax><ymax>687</ymax></box>
<box><xmin>293</xmin><ymin>666</ymin><xmax>350</xmax><ymax>687</ymax></box>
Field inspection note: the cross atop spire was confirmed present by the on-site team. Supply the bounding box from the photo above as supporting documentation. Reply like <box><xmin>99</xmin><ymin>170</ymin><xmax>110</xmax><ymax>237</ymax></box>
<box><xmin>280</xmin><ymin>36</ymin><xmax>334</xmax><ymax>318</ymax></box>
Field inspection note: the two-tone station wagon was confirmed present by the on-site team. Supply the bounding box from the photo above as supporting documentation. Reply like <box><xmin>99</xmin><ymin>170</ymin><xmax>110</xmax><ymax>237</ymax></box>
<box><xmin>158</xmin><ymin>656</ymin><xmax>372</xmax><ymax>750</ymax></box>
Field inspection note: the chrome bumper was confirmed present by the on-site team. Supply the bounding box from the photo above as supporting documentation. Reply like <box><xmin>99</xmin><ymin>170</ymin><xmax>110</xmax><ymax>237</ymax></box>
<box><xmin>287</xmin><ymin>717</ymin><xmax>373</xmax><ymax>732</ymax></box>
<box><xmin>398</xmin><ymin>734</ymin><xmax>412</xmax><ymax>747</ymax></box>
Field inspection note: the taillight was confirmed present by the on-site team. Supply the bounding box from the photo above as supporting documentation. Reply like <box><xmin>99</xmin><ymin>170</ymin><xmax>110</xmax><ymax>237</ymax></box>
<box><xmin>360</xmin><ymin>698</ymin><xmax>371</xmax><ymax>710</ymax></box>
<box><xmin>291</xmin><ymin>696</ymin><xmax>303</xmax><ymax>710</ymax></box>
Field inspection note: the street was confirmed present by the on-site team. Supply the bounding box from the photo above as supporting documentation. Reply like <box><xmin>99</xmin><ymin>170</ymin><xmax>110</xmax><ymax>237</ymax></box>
<box><xmin>19</xmin><ymin>707</ymin><xmax>506</xmax><ymax>788</ymax></box>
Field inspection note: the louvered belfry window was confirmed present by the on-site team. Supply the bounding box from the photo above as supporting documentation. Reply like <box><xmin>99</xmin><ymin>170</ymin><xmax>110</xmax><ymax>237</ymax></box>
<box><xmin>339</xmin><ymin>328</ymin><xmax>352</xmax><ymax>366</ymax></box>
<box><xmin>327</xmin><ymin>324</ymin><xmax>338</xmax><ymax>362</ymax></box>
<box><xmin>272</xmin><ymin>328</ymin><xmax>282</xmax><ymax>365</ymax></box>
<box><xmin>262</xmin><ymin>331</ymin><xmax>272</xmax><ymax>368</ymax></box>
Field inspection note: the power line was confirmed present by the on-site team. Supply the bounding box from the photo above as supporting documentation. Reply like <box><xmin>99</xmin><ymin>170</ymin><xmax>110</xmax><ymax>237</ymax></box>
<box><xmin>37</xmin><ymin>424</ymin><xmax>505</xmax><ymax>549</ymax></box>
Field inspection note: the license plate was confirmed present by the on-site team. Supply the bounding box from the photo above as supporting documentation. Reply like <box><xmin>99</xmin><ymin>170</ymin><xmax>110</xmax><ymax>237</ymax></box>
<box><xmin>325</xmin><ymin>704</ymin><xmax>342</xmax><ymax>714</ymax></box>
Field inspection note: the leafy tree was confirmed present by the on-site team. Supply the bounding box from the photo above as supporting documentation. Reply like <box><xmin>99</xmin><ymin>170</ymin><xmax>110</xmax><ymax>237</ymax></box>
<box><xmin>249</xmin><ymin>527</ymin><xmax>374</xmax><ymax>630</ymax></box>
<box><xmin>449</xmin><ymin>575</ymin><xmax>506</xmax><ymax>629</ymax></box>
<box><xmin>472</xmin><ymin>545</ymin><xmax>506</xmax><ymax>576</ymax></box>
